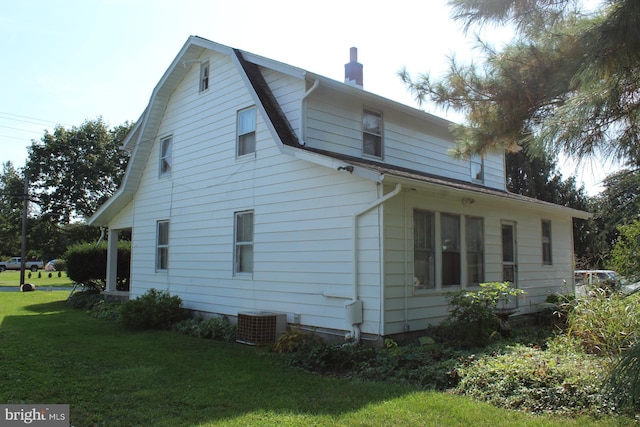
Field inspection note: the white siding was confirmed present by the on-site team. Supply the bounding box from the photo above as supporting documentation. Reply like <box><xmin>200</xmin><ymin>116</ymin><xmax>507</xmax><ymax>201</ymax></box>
<box><xmin>382</xmin><ymin>187</ymin><xmax>576</xmax><ymax>335</ymax></box>
<box><xmin>124</xmin><ymin>50</ymin><xmax>383</xmax><ymax>334</ymax></box>
<box><xmin>305</xmin><ymin>86</ymin><xmax>506</xmax><ymax>191</ymax></box>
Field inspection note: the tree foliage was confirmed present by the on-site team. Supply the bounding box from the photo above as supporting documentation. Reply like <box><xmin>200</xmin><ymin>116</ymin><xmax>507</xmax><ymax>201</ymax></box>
<box><xmin>0</xmin><ymin>162</ymin><xmax>25</xmax><ymax>258</ymax></box>
<box><xmin>26</xmin><ymin>118</ymin><xmax>132</xmax><ymax>224</ymax></box>
<box><xmin>401</xmin><ymin>0</ymin><xmax>640</xmax><ymax>166</ymax></box>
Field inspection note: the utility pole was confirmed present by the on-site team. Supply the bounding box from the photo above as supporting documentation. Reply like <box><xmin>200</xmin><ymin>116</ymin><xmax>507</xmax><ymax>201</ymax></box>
<box><xmin>19</xmin><ymin>173</ymin><xmax>28</xmax><ymax>286</ymax></box>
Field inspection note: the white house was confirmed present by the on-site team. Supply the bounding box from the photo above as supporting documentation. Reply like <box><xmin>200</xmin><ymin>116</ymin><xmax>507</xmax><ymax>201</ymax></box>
<box><xmin>89</xmin><ymin>36</ymin><xmax>589</xmax><ymax>344</ymax></box>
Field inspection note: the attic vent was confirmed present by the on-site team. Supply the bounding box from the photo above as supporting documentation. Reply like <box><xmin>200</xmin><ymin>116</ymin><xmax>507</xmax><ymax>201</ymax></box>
<box><xmin>236</xmin><ymin>312</ymin><xmax>287</xmax><ymax>345</ymax></box>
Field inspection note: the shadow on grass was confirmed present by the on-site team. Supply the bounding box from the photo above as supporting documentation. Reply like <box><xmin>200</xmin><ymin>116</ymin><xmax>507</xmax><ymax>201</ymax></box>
<box><xmin>0</xmin><ymin>295</ymin><xmax>416</xmax><ymax>426</ymax></box>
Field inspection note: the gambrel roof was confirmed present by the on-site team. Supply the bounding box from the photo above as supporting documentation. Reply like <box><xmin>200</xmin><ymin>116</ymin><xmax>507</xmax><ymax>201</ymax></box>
<box><xmin>90</xmin><ymin>36</ymin><xmax>589</xmax><ymax>225</ymax></box>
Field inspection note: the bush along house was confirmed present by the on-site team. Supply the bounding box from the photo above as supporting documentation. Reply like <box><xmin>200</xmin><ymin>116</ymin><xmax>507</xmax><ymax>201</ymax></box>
<box><xmin>90</xmin><ymin>36</ymin><xmax>589</xmax><ymax>344</ymax></box>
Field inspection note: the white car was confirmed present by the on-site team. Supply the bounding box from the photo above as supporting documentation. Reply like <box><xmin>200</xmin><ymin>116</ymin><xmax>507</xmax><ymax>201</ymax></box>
<box><xmin>574</xmin><ymin>270</ymin><xmax>621</xmax><ymax>297</ymax></box>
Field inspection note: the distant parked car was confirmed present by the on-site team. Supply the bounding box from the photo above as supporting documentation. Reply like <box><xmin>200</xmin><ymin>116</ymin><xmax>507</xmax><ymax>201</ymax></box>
<box><xmin>0</xmin><ymin>257</ymin><xmax>44</xmax><ymax>272</ymax></box>
<box><xmin>574</xmin><ymin>269</ymin><xmax>622</xmax><ymax>297</ymax></box>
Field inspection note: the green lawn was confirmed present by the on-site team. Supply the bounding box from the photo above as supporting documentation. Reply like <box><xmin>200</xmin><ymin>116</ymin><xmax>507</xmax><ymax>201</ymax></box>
<box><xmin>0</xmin><ymin>292</ymin><xmax>633</xmax><ymax>426</ymax></box>
<box><xmin>0</xmin><ymin>270</ymin><xmax>73</xmax><ymax>288</ymax></box>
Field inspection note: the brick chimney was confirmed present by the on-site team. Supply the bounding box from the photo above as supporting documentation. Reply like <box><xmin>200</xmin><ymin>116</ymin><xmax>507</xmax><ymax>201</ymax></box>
<box><xmin>344</xmin><ymin>47</ymin><xmax>363</xmax><ymax>88</ymax></box>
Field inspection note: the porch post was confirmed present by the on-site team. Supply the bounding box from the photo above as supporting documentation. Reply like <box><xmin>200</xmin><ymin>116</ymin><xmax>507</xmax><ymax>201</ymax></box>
<box><xmin>105</xmin><ymin>229</ymin><xmax>119</xmax><ymax>292</ymax></box>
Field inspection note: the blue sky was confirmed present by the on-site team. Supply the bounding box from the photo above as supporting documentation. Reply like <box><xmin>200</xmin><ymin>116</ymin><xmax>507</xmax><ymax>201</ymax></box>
<box><xmin>1</xmin><ymin>0</ymin><xmax>609</xmax><ymax>193</ymax></box>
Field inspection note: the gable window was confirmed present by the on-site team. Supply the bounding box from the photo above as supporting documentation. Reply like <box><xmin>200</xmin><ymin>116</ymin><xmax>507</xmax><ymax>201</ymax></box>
<box><xmin>466</xmin><ymin>216</ymin><xmax>484</xmax><ymax>285</ymax></box>
<box><xmin>199</xmin><ymin>61</ymin><xmax>210</xmax><ymax>93</ymax></box>
<box><xmin>470</xmin><ymin>155</ymin><xmax>484</xmax><ymax>183</ymax></box>
<box><xmin>160</xmin><ymin>136</ymin><xmax>172</xmax><ymax>177</ymax></box>
<box><xmin>363</xmin><ymin>109</ymin><xmax>382</xmax><ymax>158</ymax></box>
<box><xmin>234</xmin><ymin>211</ymin><xmax>254</xmax><ymax>274</ymax></box>
<box><xmin>237</xmin><ymin>107</ymin><xmax>256</xmax><ymax>157</ymax></box>
<box><xmin>542</xmin><ymin>220</ymin><xmax>552</xmax><ymax>265</ymax></box>
<box><xmin>156</xmin><ymin>220</ymin><xmax>169</xmax><ymax>271</ymax></box>
<box><xmin>413</xmin><ymin>210</ymin><xmax>435</xmax><ymax>289</ymax></box>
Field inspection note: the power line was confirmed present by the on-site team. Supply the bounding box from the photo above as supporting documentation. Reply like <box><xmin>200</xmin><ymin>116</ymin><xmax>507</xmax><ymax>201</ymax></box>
<box><xmin>0</xmin><ymin>112</ymin><xmax>67</xmax><ymax>127</ymax></box>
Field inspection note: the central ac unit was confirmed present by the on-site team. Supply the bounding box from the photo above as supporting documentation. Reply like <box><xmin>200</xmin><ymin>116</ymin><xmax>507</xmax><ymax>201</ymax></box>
<box><xmin>236</xmin><ymin>311</ymin><xmax>287</xmax><ymax>345</ymax></box>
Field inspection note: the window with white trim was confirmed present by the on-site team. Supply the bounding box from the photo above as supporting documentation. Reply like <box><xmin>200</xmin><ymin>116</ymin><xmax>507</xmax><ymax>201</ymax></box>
<box><xmin>441</xmin><ymin>213</ymin><xmax>461</xmax><ymax>287</ymax></box>
<box><xmin>237</xmin><ymin>107</ymin><xmax>256</xmax><ymax>157</ymax></box>
<box><xmin>363</xmin><ymin>109</ymin><xmax>382</xmax><ymax>158</ymax></box>
<box><xmin>234</xmin><ymin>211</ymin><xmax>254</xmax><ymax>274</ymax></box>
<box><xmin>466</xmin><ymin>216</ymin><xmax>485</xmax><ymax>285</ymax></box>
<box><xmin>199</xmin><ymin>61</ymin><xmax>210</xmax><ymax>93</ymax></box>
<box><xmin>156</xmin><ymin>220</ymin><xmax>169</xmax><ymax>271</ymax></box>
<box><xmin>413</xmin><ymin>210</ymin><xmax>435</xmax><ymax>289</ymax></box>
<box><xmin>413</xmin><ymin>210</ymin><xmax>485</xmax><ymax>290</ymax></box>
<box><xmin>159</xmin><ymin>136</ymin><xmax>172</xmax><ymax>177</ymax></box>
<box><xmin>542</xmin><ymin>220</ymin><xmax>552</xmax><ymax>265</ymax></box>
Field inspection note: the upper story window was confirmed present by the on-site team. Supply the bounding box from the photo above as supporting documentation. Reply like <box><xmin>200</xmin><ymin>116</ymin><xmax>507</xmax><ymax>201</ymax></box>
<box><xmin>470</xmin><ymin>155</ymin><xmax>484</xmax><ymax>183</ymax></box>
<box><xmin>363</xmin><ymin>109</ymin><xmax>382</xmax><ymax>158</ymax></box>
<box><xmin>156</xmin><ymin>220</ymin><xmax>169</xmax><ymax>271</ymax></box>
<box><xmin>199</xmin><ymin>61</ymin><xmax>210</xmax><ymax>93</ymax></box>
<box><xmin>234</xmin><ymin>210</ymin><xmax>254</xmax><ymax>274</ymax></box>
<box><xmin>542</xmin><ymin>220</ymin><xmax>552</xmax><ymax>265</ymax></box>
<box><xmin>160</xmin><ymin>136</ymin><xmax>172</xmax><ymax>177</ymax></box>
<box><xmin>237</xmin><ymin>106</ymin><xmax>256</xmax><ymax>157</ymax></box>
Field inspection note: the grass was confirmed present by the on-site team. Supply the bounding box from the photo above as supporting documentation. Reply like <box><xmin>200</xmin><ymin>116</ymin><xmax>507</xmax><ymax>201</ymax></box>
<box><xmin>0</xmin><ymin>292</ymin><xmax>634</xmax><ymax>426</ymax></box>
<box><xmin>0</xmin><ymin>270</ymin><xmax>73</xmax><ymax>288</ymax></box>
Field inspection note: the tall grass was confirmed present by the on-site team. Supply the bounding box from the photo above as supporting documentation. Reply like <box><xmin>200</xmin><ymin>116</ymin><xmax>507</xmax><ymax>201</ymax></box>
<box><xmin>0</xmin><ymin>292</ymin><xmax>630</xmax><ymax>426</ymax></box>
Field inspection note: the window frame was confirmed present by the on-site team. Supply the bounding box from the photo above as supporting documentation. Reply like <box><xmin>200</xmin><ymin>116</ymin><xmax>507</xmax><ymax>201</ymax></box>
<box><xmin>413</xmin><ymin>210</ymin><xmax>485</xmax><ymax>292</ymax></box>
<box><xmin>413</xmin><ymin>210</ymin><xmax>435</xmax><ymax>289</ymax></box>
<box><xmin>466</xmin><ymin>216</ymin><xmax>485</xmax><ymax>286</ymax></box>
<box><xmin>199</xmin><ymin>61</ymin><xmax>210</xmax><ymax>93</ymax></box>
<box><xmin>470</xmin><ymin>155</ymin><xmax>484</xmax><ymax>184</ymax></box>
<box><xmin>237</xmin><ymin>106</ymin><xmax>257</xmax><ymax>158</ymax></box>
<box><xmin>234</xmin><ymin>210</ymin><xmax>254</xmax><ymax>275</ymax></box>
<box><xmin>156</xmin><ymin>220</ymin><xmax>169</xmax><ymax>272</ymax></box>
<box><xmin>542</xmin><ymin>219</ymin><xmax>553</xmax><ymax>265</ymax></box>
<box><xmin>362</xmin><ymin>109</ymin><xmax>383</xmax><ymax>159</ymax></box>
<box><xmin>159</xmin><ymin>135</ymin><xmax>172</xmax><ymax>177</ymax></box>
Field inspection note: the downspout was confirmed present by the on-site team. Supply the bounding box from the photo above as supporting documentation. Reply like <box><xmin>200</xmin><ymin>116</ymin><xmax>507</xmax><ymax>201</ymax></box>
<box><xmin>350</xmin><ymin>183</ymin><xmax>402</xmax><ymax>342</ymax></box>
<box><xmin>298</xmin><ymin>79</ymin><xmax>320</xmax><ymax>146</ymax></box>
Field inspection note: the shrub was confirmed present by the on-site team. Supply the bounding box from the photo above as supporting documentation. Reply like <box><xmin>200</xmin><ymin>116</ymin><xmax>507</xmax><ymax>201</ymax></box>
<box><xmin>567</xmin><ymin>291</ymin><xmax>640</xmax><ymax>355</ymax></box>
<box><xmin>272</xmin><ymin>328</ymin><xmax>323</xmax><ymax>354</ymax></box>
<box><xmin>67</xmin><ymin>289</ymin><xmax>103</xmax><ymax>310</ymax></box>
<box><xmin>606</xmin><ymin>341</ymin><xmax>640</xmax><ymax>413</ymax></box>
<box><xmin>172</xmin><ymin>317</ymin><xmax>236</xmax><ymax>342</ymax></box>
<box><xmin>455</xmin><ymin>344</ymin><xmax>615</xmax><ymax>416</ymax></box>
<box><xmin>443</xmin><ymin>282</ymin><xmax>525</xmax><ymax>346</ymax></box>
<box><xmin>119</xmin><ymin>289</ymin><xmax>187</xmax><ymax>331</ymax></box>
<box><xmin>64</xmin><ymin>241</ymin><xmax>130</xmax><ymax>291</ymax></box>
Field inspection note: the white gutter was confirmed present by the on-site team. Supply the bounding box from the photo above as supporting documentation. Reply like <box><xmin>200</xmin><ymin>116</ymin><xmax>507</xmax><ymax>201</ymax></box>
<box><xmin>298</xmin><ymin>79</ymin><xmax>320</xmax><ymax>146</ymax></box>
<box><xmin>349</xmin><ymin>183</ymin><xmax>402</xmax><ymax>342</ymax></box>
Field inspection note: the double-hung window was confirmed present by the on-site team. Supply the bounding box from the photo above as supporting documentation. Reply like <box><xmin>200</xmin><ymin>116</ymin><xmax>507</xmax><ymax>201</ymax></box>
<box><xmin>363</xmin><ymin>109</ymin><xmax>382</xmax><ymax>158</ymax></box>
<box><xmin>159</xmin><ymin>136</ymin><xmax>172</xmax><ymax>177</ymax></box>
<box><xmin>234</xmin><ymin>211</ymin><xmax>254</xmax><ymax>274</ymax></box>
<box><xmin>156</xmin><ymin>220</ymin><xmax>169</xmax><ymax>271</ymax></box>
<box><xmin>237</xmin><ymin>107</ymin><xmax>256</xmax><ymax>157</ymax></box>
<box><xmin>413</xmin><ymin>210</ymin><xmax>435</xmax><ymax>289</ymax></box>
<box><xmin>413</xmin><ymin>211</ymin><xmax>485</xmax><ymax>290</ymax></box>
<box><xmin>199</xmin><ymin>61</ymin><xmax>210</xmax><ymax>93</ymax></box>
<box><xmin>441</xmin><ymin>214</ymin><xmax>461</xmax><ymax>287</ymax></box>
<box><xmin>466</xmin><ymin>216</ymin><xmax>484</xmax><ymax>285</ymax></box>
<box><xmin>542</xmin><ymin>220</ymin><xmax>552</xmax><ymax>265</ymax></box>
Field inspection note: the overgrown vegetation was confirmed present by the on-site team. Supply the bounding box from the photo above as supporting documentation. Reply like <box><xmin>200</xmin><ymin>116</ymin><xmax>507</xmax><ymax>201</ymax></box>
<box><xmin>63</xmin><ymin>282</ymin><xmax>640</xmax><ymax>418</ymax></box>
<box><xmin>274</xmin><ymin>285</ymin><xmax>640</xmax><ymax>417</ymax></box>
